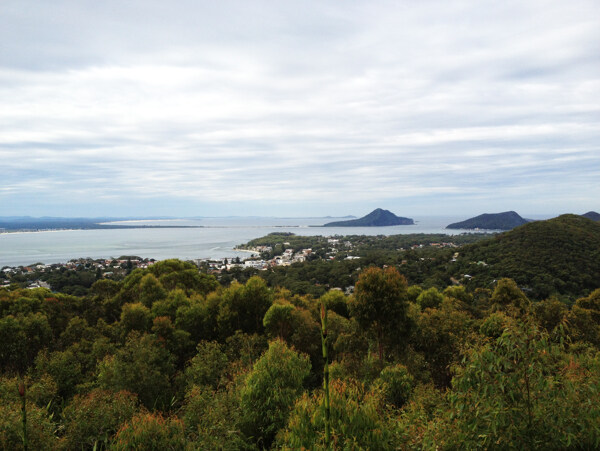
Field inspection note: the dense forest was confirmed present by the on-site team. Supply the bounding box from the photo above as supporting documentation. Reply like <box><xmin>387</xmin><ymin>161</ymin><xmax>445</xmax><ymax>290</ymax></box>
<box><xmin>1</xmin><ymin>215</ymin><xmax>599</xmax><ymax>449</ymax></box>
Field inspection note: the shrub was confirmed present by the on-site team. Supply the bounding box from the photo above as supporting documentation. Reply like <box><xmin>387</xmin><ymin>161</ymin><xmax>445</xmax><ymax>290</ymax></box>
<box><xmin>61</xmin><ymin>389</ymin><xmax>138</xmax><ymax>450</ymax></box>
<box><xmin>278</xmin><ymin>379</ymin><xmax>394</xmax><ymax>449</ymax></box>
<box><xmin>0</xmin><ymin>399</ymin><xmax>56</xmax><ymax>450</ymax></box>
<box><xmin>376</xmin><ymin>364</ymin><xmax>414</xmax><ymax>408</ymax></box>
<box><xmin>110</xmin><ymin>412</ymin><xmax>186</xmax><ymax>450</ymax></box>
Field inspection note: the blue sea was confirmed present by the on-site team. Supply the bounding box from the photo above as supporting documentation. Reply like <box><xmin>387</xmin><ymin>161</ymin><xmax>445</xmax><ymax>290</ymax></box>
<box><xmin>0</xmin><ymin>216</ymin><xmax>487</xmax><ymax>267</ymax></box>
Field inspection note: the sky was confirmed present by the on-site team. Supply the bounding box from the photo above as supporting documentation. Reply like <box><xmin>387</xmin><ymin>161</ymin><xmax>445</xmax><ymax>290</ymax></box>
<box><xmin>1</xmin><ymin>0</ymin><xmax>598</xmax><ymax>218</ymax></box>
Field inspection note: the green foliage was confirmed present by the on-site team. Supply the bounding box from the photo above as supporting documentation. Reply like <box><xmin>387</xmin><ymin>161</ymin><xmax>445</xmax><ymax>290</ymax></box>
<box><xmin>576</xmin><ymin>288</ymin><xmax>600</xmax><ymax>323</ymax></box>
<box><xmin>455</xmin><ymin>214</ymin><xmax>600</xmax><ymax>299</ymax></box>
<box><xmin>151</xmin><ymin>288</ymin><xmax>189</xmax><ymax>320</ymax></box>
<box><xmin>263</xmin><ymin>302</ymin><xmax>295</xmax><ymax>339</ymax></box>
<box><xmin>278</xmin><ymin>379</ymin><xmax>395</xmax><ymax>449</ymax></box>
<box><xmin>491</xmin><ymin>278</ymin><xmax>530</xmax><ymax>311</ymax></box>
<box><xmin>0</xmin><ymin>312</ymin><xmax>53</xmax><ymax>372</ymax></box>
<box><xmin>61</xmin><ymin>389</ymin><xmax>139</xmax><ymax>450</ymax></box>
<box><xmin>412</xmin><ymin>299</ymin><xmax>474</xmax><ymax>387</ymax></box>
<box><xmin>217</xmin><ymin>276</ymin><xmax>273</xmax><ymax>337</ymax></box>
<box><xmin>97</xmin><ymin>332</ymin><xmax>175</xmax><ymax>410</ymax></box>
<box><xmin>239</xmin><ymin>339</ymin><xmax>311</xmax><ymax>448</ymax></box>
<box><xmin>138</xmin><ymin>274</ymin><xmax>167</xmax><ymax>307</ymax></box>
<box><xmin>448</xmin><ymin>317</ymin><xmax>600</xmax><ymax>449</ymax></box>
<box><xmin>320</xmin><ymin>289</ymin><xmax>349</xmax><ymax>318</ymax></box>
<box><xmin>158</xmin><ymin>269</ymin><xmax>218</xmax><ymax>296</ymax></box>
<box><xmin>479</xmin><ymin>311</ymin><xmax>511</xmax><ymax>338</ymax></box>
<box><xmin>147</xmin><ymin>258</ymin><xmax>196</xmax><ymax>278</ymax></box>
<box><xmin>185</xmin><ymin>341</ymin><xmax>228</xmax><ymax>389</ymax></box>
<box><xmin>120</xmin><ymin>302</ymin><xmax>152</xmax><ymax>336</ymax></box>
<box><xmin>90</xmin><ymin>279</ymin><xmax>121</xmax><ymax>300</ymax></box>
<box><xmin>182</xmin><ymin>383</ymin><xmax>248</xmax><ymax>450</ymax></box>
<box><xmin>407</xmin><ymin>285</ymin><xmax>423</xmax><ymax>302</ymax></box>
<box><xmin>0</xmin><ymin>374</ymin><xmax>58</xmax><ymax>409</ymax></box>
<box><xmin>263</xmin><ymin>301</ymin><xmax>321</xmax><ymax>381</ymax></box>
<box><xmin>376</xmin><ymin>364</ymin><xmax>415</xmax><ymax>408</ymax></box>
<box><xmin>34</xmin><ymin>349</ymin><xmax>84</xmax><ymax>400</ymax></box>
<box><xmin>443</xmin><ymin>285</ymin><xmax>473</xmax><ymax>305</ymax></box>
<box><xmin>350</xmin><ymin>266</ymin><xmax>410</xmax><ymax>360</ymax></box>
<box><xmin>110</xmin><ymin>412</ymin><xmax>186</xmax><ymax>451</ymax></box>
<box><xmin>533</xmin><ymin>297</ymin><xmax>568</xmax><ymax>335</ymax></box>
<box><xmin>416</xmin><ymin>287</ymin><xmax>443</xmax><ymax>309</ymax></box>
<box><xmin>0</xmin><ymin>399</ymin><xmax>56</xmax><ymax>450</ymax></box>
<box><xmin>1</xmin><ymin>254</ymin><xmax>599</xmax><ymax>449</ymax></box>
<box><xmin>175</xmin><ymin>295</ymin><xmax>213</xmax><ymax>343</ymax></box>
<box><xmin>224</xmin><ymin>331</ymin><xmax>268</xmax><ymax>368</ymax></box>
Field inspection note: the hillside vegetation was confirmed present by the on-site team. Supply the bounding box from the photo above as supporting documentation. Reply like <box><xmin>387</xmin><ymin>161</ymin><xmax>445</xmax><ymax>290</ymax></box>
<box><xmin>454</xmin><ymin>214</ymin><xmax>600</xmax><ymax>299</ymax></box>
<box><xmin>1</xmin><ymin>217</ymin><xmax>599</xmax><ymax>449</ymax></box>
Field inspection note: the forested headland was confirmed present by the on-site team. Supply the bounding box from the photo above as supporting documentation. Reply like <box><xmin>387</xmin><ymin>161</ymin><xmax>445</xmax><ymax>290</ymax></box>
<box><xmin>1</xmin><ymin>215</ymin><xmax>599</xmax><ymax>449</ymax></box>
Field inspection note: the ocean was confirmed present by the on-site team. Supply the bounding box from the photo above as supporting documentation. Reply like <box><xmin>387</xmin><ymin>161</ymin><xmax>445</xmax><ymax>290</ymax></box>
<box><xmin>0</xmin><ymin>216</ymin><xmax>484</xmax><ymax>267</ymax></box>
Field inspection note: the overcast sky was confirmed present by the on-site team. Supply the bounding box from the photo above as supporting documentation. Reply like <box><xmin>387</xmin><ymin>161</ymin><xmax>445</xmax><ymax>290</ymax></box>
<box><xmin>1</xmin><ymin>0</ymin><xmax>598</xmax><ymax>218</ymax></box>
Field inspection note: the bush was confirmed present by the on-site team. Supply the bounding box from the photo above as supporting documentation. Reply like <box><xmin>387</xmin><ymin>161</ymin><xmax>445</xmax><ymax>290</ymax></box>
<box><xmin>61</xmin><ymin>389</ymin><xmax>138</xmax><ymax>450</ymax></box>
<box><xmin>110</xmin><ymin>412</ymin><xmax>186</xmax><ymax>450</ymax></box>
<box><xmin>376</xmin><ymin>364</ymin><xmax>414</xmax><ymax>408</ymax></box>
<box><xmin>278</xmin><ymin>379</ymin><xmax>394</xmax><ymax>449</ymax></box>
<box><xmin>182</xmin><ymin>384</ymin><xmax>247</xmax><ymax>450</ymax></box>
<box><xmin>0</xmin><ymin>399</ymin><xmax>56</xmax><ymax>450</ymax></box>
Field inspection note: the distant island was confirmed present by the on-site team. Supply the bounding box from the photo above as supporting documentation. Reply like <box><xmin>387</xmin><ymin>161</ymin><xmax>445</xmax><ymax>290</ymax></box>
<box><xmin>446</xmin><ymin>211</ymin><xmax>528</xmax><ymax>230</ymax></box>
<box><xmin>0</xmin><ymin>216</ymin><xmax>202</xmax><ymax>232</ymax></box>
<box><xmin>323</xmin><ymin>208</ymin><xmax>414</xmax><ymax>227</ymax></box>
<box><xmin>582</xmin><ymin>211</ymin><xmax>600</xmax><ymax>221</ymax></box>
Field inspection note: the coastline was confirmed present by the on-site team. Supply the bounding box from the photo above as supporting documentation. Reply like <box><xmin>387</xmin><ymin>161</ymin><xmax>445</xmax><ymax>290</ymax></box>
<box><xmin>0</xmin><ymin>225</ymin><xmax>204</xmax><ymax>235</ymax></box>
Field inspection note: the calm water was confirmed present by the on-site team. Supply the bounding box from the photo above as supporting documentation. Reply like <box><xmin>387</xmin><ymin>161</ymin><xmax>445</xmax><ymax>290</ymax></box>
<box><xmin>0</xmin><ymin>216</ymin><xmax>477</xmax><ymax>267</ymax></box>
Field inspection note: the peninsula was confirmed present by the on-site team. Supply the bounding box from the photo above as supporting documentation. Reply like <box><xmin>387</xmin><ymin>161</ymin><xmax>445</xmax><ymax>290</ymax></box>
<box><xmin>323</xmin><ymin>208</ymin><xmax>414</xmax><ymax>227</ymax></box>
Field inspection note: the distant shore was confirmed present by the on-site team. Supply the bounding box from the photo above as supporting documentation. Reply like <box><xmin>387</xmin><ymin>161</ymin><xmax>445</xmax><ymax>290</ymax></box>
<box><xmin>0</xmin><ymin>225</ymin><xmax>204</xmax><ymax>235</ymax></box>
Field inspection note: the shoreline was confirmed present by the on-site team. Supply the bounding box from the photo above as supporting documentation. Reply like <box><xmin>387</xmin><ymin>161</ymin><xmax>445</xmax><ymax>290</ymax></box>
<box><xmin>0</xmin><ymin>225</ymin><xmax>205</xmax><ymax>235</ymax></box>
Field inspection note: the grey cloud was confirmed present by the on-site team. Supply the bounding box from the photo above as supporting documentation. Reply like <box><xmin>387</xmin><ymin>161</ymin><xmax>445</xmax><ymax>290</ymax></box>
<box><xmin>0</xmin><ymin>0</ymin><xmax>598</xmax><ymax>216</ymax></box>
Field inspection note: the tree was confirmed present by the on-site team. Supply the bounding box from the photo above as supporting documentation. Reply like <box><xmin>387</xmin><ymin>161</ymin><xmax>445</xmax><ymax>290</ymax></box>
<box><xmin>239</xmin><ymin>339</ymin><xmax>311</xmax><ymax>448</ymax></box>
<box><xmin>416</xmin><ymin>287</ymin><xmax>443</xmax><ymax>310</ymax></box>
<box><xmin>97</xmin><ymin>332</ymin><xmax>175</xmax><ymax>410</ymax></box>
<box><xmin>120</xmin><ymin>302</ymin><xmax>151</xmax><ymax>337</ymax></box>
<box><xmin>350</xmin><ymin>266</ymin><xmax>410</xmax><ymax>360</ymax></box>
<box><xmin>491</xmin><ymin>278</ymin><xmax>529</xmax><ymax>311</ymax></box>
<box><xmin>217</xmin><ymin>277</ymin><xmax>272</xmax><ymax>337</ymax></box>
<box><xmin>138</xmin><ymin>273</ymin><xmax>167</xmax><ymax>308</ymax></box>
<box><xmin>185</xmin><ymin>341</ymin><xmax>228</xmax><ymax>389</ymax></box>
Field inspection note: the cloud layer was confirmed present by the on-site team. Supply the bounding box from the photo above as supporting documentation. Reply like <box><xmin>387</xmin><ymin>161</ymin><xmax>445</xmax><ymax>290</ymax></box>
<box><xmin>1</xmin><ymin>0</ymin><xmax>598</xmax><ymax>217</ymax></box>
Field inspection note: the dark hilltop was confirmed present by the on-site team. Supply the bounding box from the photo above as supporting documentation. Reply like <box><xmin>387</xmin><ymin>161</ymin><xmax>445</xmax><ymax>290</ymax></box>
<box><xmin>582</xmin><ymin>211</ymin><xmax>600</xmax><ymax>221</ymax></box>
<box><xmin>446</xmin><ymin>211</ymin><xmax>528</xmax><ymax>230</ymax></box>
<box><xmin>323</xmin><ymin>208</ymin><xmax>414</xmax><ymax>227</ymax></box>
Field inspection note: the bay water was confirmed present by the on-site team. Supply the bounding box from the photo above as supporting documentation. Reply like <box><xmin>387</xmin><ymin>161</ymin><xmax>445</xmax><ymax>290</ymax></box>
<box><xmin>1</xmin><ymin>216</ymin><xmax>481</xmax><ymax>267</ymax></box>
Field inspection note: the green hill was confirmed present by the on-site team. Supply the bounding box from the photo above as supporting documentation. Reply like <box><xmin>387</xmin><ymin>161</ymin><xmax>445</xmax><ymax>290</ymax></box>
<box><xmin>323</xmin><ymin>208</ymin><xmax>414</xmax><ymax>227</ymax></box>
<box><xmin>446</xmin><ymin>211</ymin><xmax>528</xmax><ymax>230</ymax></box>
<box><xmin>454</xmin><ymin>214</ymin><xmax>600</xmax><ymax>299</ymax></box>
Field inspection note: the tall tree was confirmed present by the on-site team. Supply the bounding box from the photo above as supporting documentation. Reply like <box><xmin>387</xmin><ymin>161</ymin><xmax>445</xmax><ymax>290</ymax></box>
<box><xmin>350</xmin><ymin>266</ymin><xmax>410</xmax><ymax>360</ymax></box>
